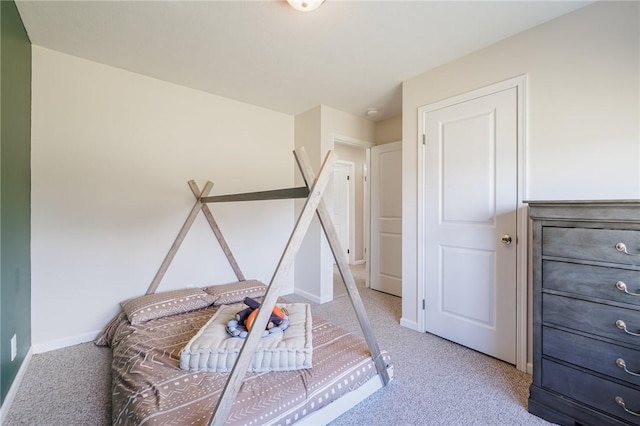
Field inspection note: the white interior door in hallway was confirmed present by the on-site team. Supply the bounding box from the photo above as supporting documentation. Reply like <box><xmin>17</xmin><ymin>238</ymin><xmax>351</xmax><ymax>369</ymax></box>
<box><xmin>332</xmin><ymin>161</ymin><xmax>354</xmax><ymax>263</ymax></box>
<box><xmin>420</xmin><ymin>87</ymin><xmax>518</xmax><ymax>365</ymax></box>
<box><xmin>370</xmin><ymin>141</ymin><xmax>402</xmax><ymax>297</ymax></box>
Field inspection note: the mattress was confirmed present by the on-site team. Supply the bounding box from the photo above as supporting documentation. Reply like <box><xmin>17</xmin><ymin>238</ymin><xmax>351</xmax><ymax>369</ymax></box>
<box><xmin>179</xmin><ymin>302</ymin><xmax>313</xmax><ymax>373</ymax></box>
<box><xmin>100</xmin><ymin>301</ymin><xmax>391</xmax><ymax>425</ymax></box>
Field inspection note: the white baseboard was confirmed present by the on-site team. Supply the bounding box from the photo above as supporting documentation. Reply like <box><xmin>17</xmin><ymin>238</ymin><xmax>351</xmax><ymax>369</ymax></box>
<box><xmin>32</xmin><ymin>330</ymin><xmax>101</xmax><ymax>354</ymax></box>
<box><xmin>293</xmin><ymin>288</ymin><xmax>333</xmax><ymax>304</ymax></box>
<box><xmin>400</xmin><ymin>317</ymin><xmax>419</xmax><ymax>331</ymax></box>
<box><xmin>352</xmin><ymin>259</ymin><xmax>365</xmax><ymax>265</ymax></box>
<box><xmin>0</xmin><ymin>346</ymin><xmax>33</xmax><ymax>424</ymax></box>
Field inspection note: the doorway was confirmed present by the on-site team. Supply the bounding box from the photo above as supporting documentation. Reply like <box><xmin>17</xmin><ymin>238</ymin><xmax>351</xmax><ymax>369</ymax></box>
<box><xmin>332</xmin><ymin>137</ymin><xmax>373</xmax><ymax>294</ymax></box>
<box><xmin>417</xmin><ymin>76</ymin><xmax>528</xmax><ymax>371</ymax></box>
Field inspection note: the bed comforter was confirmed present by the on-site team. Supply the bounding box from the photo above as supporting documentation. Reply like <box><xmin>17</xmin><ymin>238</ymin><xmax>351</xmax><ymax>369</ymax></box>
<box><xmin>101</xmin><ymin>303</ymin><xmax>390</xmax><ymax>425</ymax></box>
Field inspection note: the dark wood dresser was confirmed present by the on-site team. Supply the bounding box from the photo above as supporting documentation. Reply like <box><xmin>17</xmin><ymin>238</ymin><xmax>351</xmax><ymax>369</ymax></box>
<box><xmin>528</xmin><ymin>200</ymin><xmax>640</xmax><ymax>426</ymax></box>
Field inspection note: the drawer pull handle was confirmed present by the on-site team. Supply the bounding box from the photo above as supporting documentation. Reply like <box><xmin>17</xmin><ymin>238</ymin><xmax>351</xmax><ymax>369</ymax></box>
<box><xmin>616</xmin><ymin>281</ymin><xmax>640</xmax><ymax>296</ymax></box>
<box><xmin>616</xmin><ymin>320</ymin><xmax>640</xmax><ymax>337</ymax></box>
<box><xmin>615</xmin><ymin>396</ymin><xmax>640</xmax><ymax>417</ymax></box>
<box><xmin>616</xmin><ymin>358</ymin><xmax>640</xmax><ymax>376</ymax></box>
<box><xmin>615</xmin><ymin>242</ymin><xmax>640</xmax><ymax>256</ymax></box>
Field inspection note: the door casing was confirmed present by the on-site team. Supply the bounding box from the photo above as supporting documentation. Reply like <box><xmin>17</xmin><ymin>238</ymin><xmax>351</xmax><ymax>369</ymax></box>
<box><xmin>417</xmin><ymin>75</ymin><xmax>528</xmax><ymax>373</ymax></box>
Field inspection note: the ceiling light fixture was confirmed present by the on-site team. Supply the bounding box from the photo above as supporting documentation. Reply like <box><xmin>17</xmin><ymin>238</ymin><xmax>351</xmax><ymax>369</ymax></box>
<box><xmin>286</xmin><ymin>0</ymin><xmax>325</xmax><ymax>12</ymax></box>
<box><xmin>366</xmin><ymin>108</ymin><xmax>378</xmax><ymax>117</ymax></box>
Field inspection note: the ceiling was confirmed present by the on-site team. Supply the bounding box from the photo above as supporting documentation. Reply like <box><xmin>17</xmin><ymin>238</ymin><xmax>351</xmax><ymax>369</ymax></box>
<box><xmin>16</xmin><ymin>0</ymin><xmax>591</xmax><ymax>122</ymax></box>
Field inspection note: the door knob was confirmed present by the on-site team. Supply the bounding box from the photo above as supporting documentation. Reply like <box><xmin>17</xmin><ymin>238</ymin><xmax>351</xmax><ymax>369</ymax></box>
<box><xmin>500</xmin><ymin>234</ymin><xmax>512</xmax><ymax>245</ymax></box>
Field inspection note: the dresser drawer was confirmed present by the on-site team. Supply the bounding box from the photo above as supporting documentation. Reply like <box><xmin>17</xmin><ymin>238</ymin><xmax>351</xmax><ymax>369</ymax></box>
<box><xmin>543</xmin><ymin>260</ymin><xmax>640</xmax><ymax>307</ymax></box>
<box><xmin>543</xmin><ymin>294</ymin><xmax>640</xmax><ymax>347</ymax></box>
<box><xmin>543</xmin><ymin>327</ymin><xmax>640</xmax><ymax>387</ymax></box>
<box><xmin>542</xmin><ymin>359</ymin><xmax>640</xmax><ymax>424</ymax></box>
<box><xmin>543</xmin><ymin>227</ymin><xmax>640</xmax><ymax>266</ymax></box>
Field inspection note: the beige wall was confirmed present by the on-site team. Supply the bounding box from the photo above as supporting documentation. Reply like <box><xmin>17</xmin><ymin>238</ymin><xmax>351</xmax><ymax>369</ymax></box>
<box><xmin>321</xmin><ymin>105</ymin><xmax>375</xmax><ymax>146</ymax></box>
<box><xmin>31</xmin><ymin>46</ymin><xmax>296</xmax><ymax>351</ymax></box>
<box><xmin>401</xmin><ymin>0</ymin><xmax>639</xmax><ymax>363</ymax></box>
<box><xmin>293</xmin><ymin>106</ymin><xmax>328</xmax><ymax>302</ymax></box>
<box><xmin>374</xmin><ymin>115</ymin><xmax>402</xmax><ymax>145</ymax></box>
<box><xmin>335</xmin><ymin>143</ymin><xmax>367</xmax><ymax>262</ymax></box>
<box><xmin>294</xmin><ymin>105</ymin><xmax>375</xmax><ymax>302</ymax></box>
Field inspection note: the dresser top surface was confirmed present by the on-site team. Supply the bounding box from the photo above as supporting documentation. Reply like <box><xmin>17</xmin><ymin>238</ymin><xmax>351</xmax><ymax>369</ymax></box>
<box><xmin>525</xmin><ymin>199</ymin><xmax>640</xmax><ymax>206</ymax></box>
<box><xmin>525</xmin><ymin>200</ymin><xmax>640</xmax><ymax>222</ymax></box>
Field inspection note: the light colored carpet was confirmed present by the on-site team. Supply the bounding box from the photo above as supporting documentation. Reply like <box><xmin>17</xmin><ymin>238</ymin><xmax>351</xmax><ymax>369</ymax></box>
<box><xmin>4</xmin><ymin>342</ymin><xmax>112</xmax><ymax>425</ymax></box>
<box><xmin>5</xmin><ymin>265</ymin><xmax>551</xmax><ymax>425</ymax></box>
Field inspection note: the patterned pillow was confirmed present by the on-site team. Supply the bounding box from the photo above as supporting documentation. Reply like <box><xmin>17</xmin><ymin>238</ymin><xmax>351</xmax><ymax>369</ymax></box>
<box><xmin>121</xmin><ymin>288</ymin><xmax>216</xmax><ymax>325</ymax></box>
<box><xmin>202</xmin><ymin>280</ymin><xmax>267</xmax><ymax>306</ymax></box>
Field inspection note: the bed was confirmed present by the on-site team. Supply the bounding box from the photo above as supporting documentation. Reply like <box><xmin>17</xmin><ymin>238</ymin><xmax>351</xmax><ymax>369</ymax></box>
<box><xmin>96</xmin><ymin>283</ymin><xmax>392</xmax><ymax>426</ymax></box>
<box><xmin>98</xmin><ymin>148</ymin><xmax>392</xmax><ymax>424</ymax></box>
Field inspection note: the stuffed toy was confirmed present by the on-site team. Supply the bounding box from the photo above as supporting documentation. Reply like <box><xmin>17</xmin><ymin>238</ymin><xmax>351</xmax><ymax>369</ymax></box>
<box><xmin>226</xmin><ymin>297</ymin><xmax>289</xmax><ymax>338</ymax></box>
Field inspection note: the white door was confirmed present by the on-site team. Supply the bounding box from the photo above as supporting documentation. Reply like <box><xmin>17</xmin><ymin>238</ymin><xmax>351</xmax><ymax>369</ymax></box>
<box><xmin>333</xmin><ymin>162</ymin><xmax>351</xmax><ymax>262</ymax></box>
<box><xmin>422</xmin><ymin>87</ymin><xmax>517</xmax><ymax>364</ymax></box>
<box><xmin>370</xmin><ymin>141</ymin><xmax>402</xmax><ymax>297</ymax></box>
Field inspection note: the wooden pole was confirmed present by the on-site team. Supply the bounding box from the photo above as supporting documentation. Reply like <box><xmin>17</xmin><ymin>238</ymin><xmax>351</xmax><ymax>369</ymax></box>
<box><xmin>188</xmin><ymin>181</ymin><xmax>245</xmax><ymax>282</ymax></box>
<box><xmin>145</xmin><ymin>181</ymin><xmax>213</xmax><ymax>295</ymax></box>
<box><xmin>208</xmin><ymin>150</ymin><xmax>337</xmax><ymax>426</ymax></box>
<box><xmin>294</xmin><ymin>147</ymin><xmax>391</xmax><ymax>385</ymax></box>
<box><xmin>201</xmin><ymin>187</ymin><xmax>309</xmax><ymax>203</ymax></box>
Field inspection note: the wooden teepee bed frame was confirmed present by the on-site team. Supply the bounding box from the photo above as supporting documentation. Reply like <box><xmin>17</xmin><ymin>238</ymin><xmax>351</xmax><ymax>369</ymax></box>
<box><xmin>140</xmin><ymin>147</ymin><xmax>391</xmax><ymax>425</ymax></box>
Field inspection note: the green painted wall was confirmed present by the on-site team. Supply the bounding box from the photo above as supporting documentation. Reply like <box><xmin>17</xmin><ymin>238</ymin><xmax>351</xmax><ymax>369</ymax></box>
<box><xmin>0</xmin><ymin>0</ymin><xmax>31</xmax><ymax>405</ymax></box>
